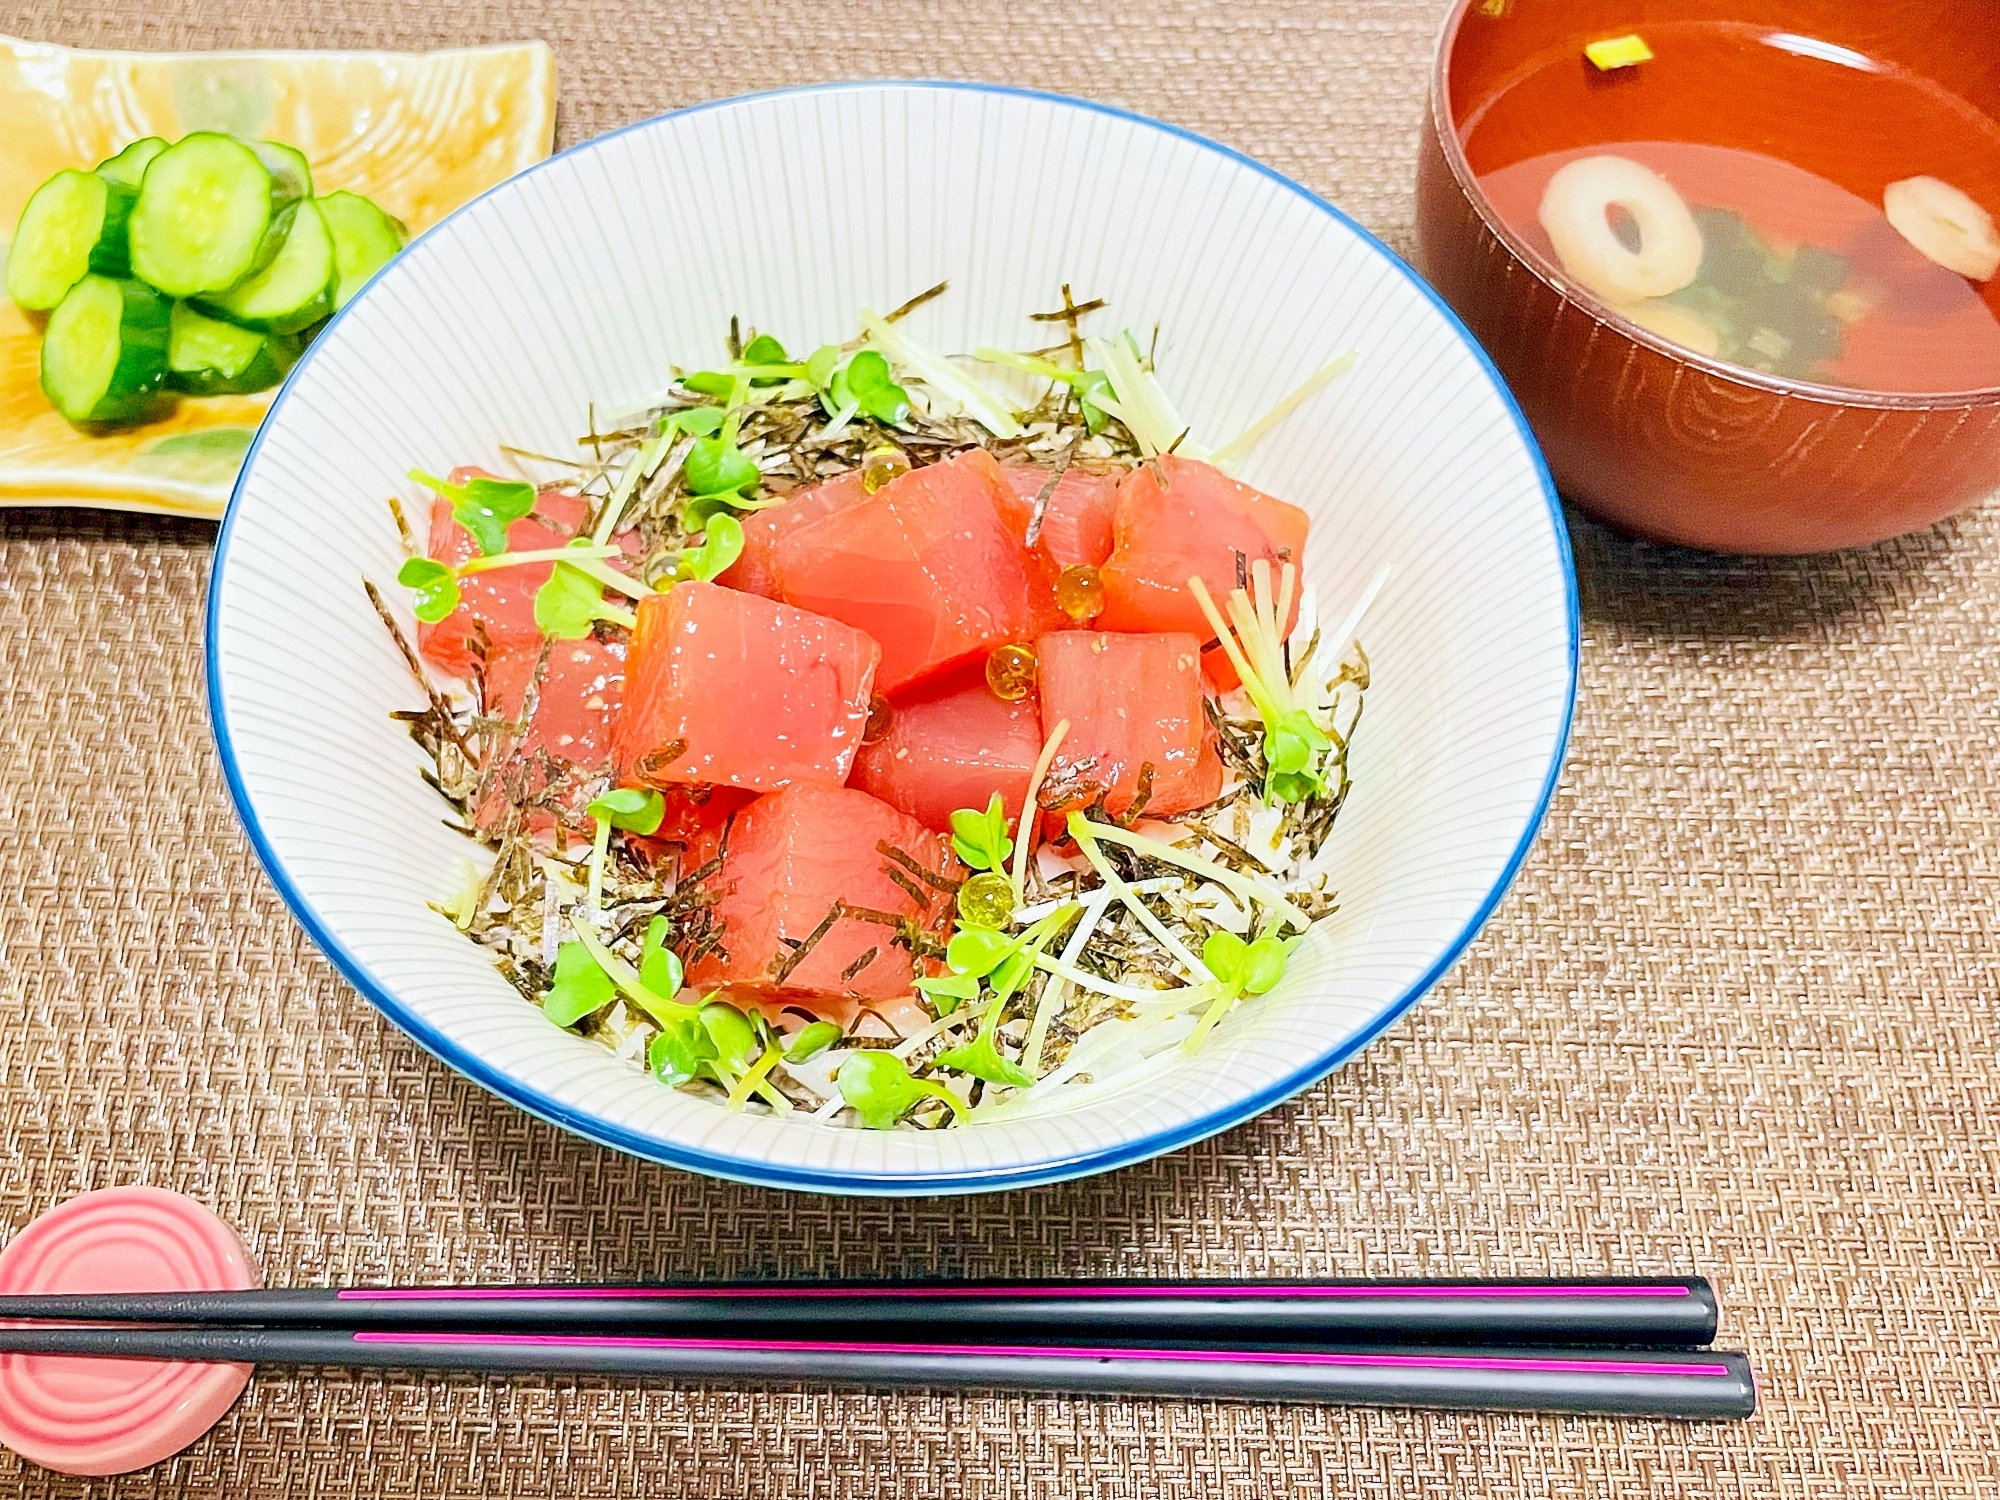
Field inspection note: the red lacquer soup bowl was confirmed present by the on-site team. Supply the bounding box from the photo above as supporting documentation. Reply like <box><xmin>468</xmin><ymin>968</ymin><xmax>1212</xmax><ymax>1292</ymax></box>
<box><xmin>1415</xmin><ymin>0</ymin><xmax>2000</xmax><ymax>553</ymax></box>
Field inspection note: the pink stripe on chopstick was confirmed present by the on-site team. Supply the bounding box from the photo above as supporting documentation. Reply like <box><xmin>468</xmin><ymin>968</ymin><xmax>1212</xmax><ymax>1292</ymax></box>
<box><xmin>349</xmin><ymin>1330</ymin><xmax>1731</xmax><ymax>1378</ymax></box>
<box><xmin>338</xmin><ymin>1283</ymin><xmax>1690</xmax><ymax>1302</ymax></box>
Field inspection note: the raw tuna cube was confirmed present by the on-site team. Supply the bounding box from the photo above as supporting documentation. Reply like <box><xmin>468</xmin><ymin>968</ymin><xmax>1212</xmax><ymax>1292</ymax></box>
<box><xmin>1036</xmin><ymin>630</ymin><xmax>1223</xmax><ymax>819</ymax></box>
<box><xmin>720</xmin><ymin>469</ymin><xmax>869</xmax><ymax>599</ymax></box>
<box><xmin>1097</xmin><ymin>456</ymin><xmax>1311</xmax><ymax>639</ymax></box>
<box><xmin>997</xmin><ymin>462</ymin><xmax>1120</xmax><ymax>569</ymax></box>
<box><xmin>417</xmin><ymin>469</ymin><xmax>593</xmax><ymax>680</ymax></box>
<box><xmin>850</xmin><ymin>662</ymin><xmax>1045</xmax><ymax>832</ymax></box>
<box><xmin>613</xmin><ymin>580</ymin><xmax>880</xmax><ymax>794</ymax></box>
<box><xmin>472</xmin><ymin>635</ymin><xmax>624</xmax><ymax>835</ymax></box>
<box><xmin>774</xmin><ymin>448</ymin><xmax>1064</xmax><ymax>692</ymax></box>
<box><xmin>686</xmin><ymin>783</ymin><xmax>958</xmax><ymax>1000</ymax></box>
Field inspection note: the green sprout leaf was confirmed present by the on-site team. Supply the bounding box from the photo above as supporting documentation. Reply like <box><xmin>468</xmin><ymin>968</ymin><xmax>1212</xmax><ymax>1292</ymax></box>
<box><xmin>1264</xmin><ymin>708</ymin><xmax>1333</xmax><ymax>792</ymax></box>
<box><xmin>1240</xmin><ymin>935</ymin><xmax>1289</xmax><ymax>995</ymax></box>
<box><xmin>1202</xmin><ymin>930</ymin><xmax>1250</xmax><ymax>991</ymax></box>
<box><xmin>455</xmin><ymin>476</ymin><xmax>537</xmax><ymax>555</ymax></box>
<box><xmin>534</xmin><ymin>561</ymin><xmax>630</xmax><ymax>640</ymax></box>
<box><xmin>666</xmin><ymin>404</ymin><xmax>725</xmax><ymax>438</ymax></box>
<box><xmin>944</xmin><ymin>925</ymin><xmax>1016</xmax><ymax>979</ymax></box>
<box><xmin>543</xmin><ymin>940</ymin><xmax>615</xmax><ymax>1027</ymax></box>
<box><xmin>988</xmin><ymin>946</ymin><xmax>1033</xmax><ymax>1001</ymax></box>
<box><xmin>741</xmin><ymin>333</ymin><xmax>788</xmax><ymax>365</ymax></box>
<box><xmin>839</xmin><ymin>348</ymin><xmax>911</xmax><ymax>425</ymax></box>
<box><xmin>587</xmin><ymin>786</ymin><xmax>666</xmax><ymax>835</ymax></box>
<box><xmin>783</xmin><ymin>1019</ymin><xmax>842</xmax><ymax>1062</ymax></box>
<box><xmin>638</xmin><ymin>916</ymin><xmax>683</xmax><ymax>998</ymax></box>
<box><xmin>396</xmin><ymin>556</ymin><xmax>460</xmax><ymax>623</ymax></box>
<box><xmin>836</xmin><ymin>1049</ymin><xmax>962</xmax><ymax>1129</ymax></box>
<box><xmin>649</xmin><ymin>1018</ymin><xmax>718</xmax><ymax>1086</ymax></box>
<box><xmin>409</xmin><ymin>469</ymin><xmax>536</xmax><ymax>557</ymax></box>
<box><xmin>700</xmin><ymin>1001</ymin><xmax>760</xmax><ymax>1070</ymax></box>
<box><xmin>683</xmin><ymin>513</ymin><xmax>745</xmax><ymax>582</ymax></box>
<box><xmin>1075</xmin><ymin>368</ymin><xmax>1113</xmax><ymax>434</ymax></box>
<box><xmin>948</xmin><ymin>793</ymin><xmax>1013</xmax><ymax>872</ymax></box>
<box><xmin>681</xmin><ymin>370</ymin><xmax>734</xmax><ymax>397</ymax></box>
<box><xmin>684</xmin><ymin>436</ymin><xmax>761</xmax><ymax>497</ymax></box>
<box><xmin>913</xmin><ymin>970</ymin><xmax>983</xmax><ymax>1015</ymax></box>
<box><xmin>1201</xmin><ymin>929</ymin><xmax>1290</xmax><ymax>998</ymax></box>
<box><xmin>935</xmin><ymin>1033</ymin><xmax>1035</xmax><ymax>1089</ymax></box>
<box><xmin>804</xmin><ymin>343</ymin><xmax>842</xmax><ymax>390</ymax></box>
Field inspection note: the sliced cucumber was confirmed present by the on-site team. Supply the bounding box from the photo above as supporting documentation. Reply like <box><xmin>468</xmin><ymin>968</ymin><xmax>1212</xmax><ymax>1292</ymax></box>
<box><xmin>127</xmin><ymin>132</ymin><xmax>301</xmax><ymax>297</ymax></box>
<box><xmin>40</xmin><ymin>275</ymin><xmax>173</xmax><ymax>426</ymax></box>
<box><xmin>167</xmin><ymin>300</ymin><xmax>300</xmax><ymax>395</ymax></box>
<box><xmin>6</xmin><ymin>168</ymin><xmax>139</xmax><ymax>310</ymax></box>
<box><xmin>255</xmin><ymin>141</ymin><xmax>314</xmax><ymax>200</ymax></box>
<box><xmin>200</xmin><ymin>199</ymin><xmax>334</xmax><ymax>333</ymax></box>
<box><xmin>95</xmin><ymin>137</ymin><xmax>168</xmax><ymax>188</ymax></box>
<box><xmin>318</xmin><ymin>191</ymin><xmax>406</xmax><ymax>309</ymax></box>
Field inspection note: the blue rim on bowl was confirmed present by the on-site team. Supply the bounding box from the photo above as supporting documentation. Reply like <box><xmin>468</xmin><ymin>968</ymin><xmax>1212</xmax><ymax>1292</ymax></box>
<box><xmin>206</xmin><ymin>81</ymin><xmax>1579</xmax><ymax>1195</ymax></box>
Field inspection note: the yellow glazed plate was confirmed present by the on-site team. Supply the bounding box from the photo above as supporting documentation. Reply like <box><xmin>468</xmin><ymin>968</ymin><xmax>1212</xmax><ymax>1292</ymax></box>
<box><xmin>0</xmin><ymin>34</ymin><xmax>556</xmax><ymax>518</ymax></box>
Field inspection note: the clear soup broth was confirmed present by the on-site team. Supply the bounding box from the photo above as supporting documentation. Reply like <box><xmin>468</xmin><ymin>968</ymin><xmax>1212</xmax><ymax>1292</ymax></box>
<box><xmin>1461</xmin><ymin>20</ymin><xmax>2000</xmax><ymax>394</ymax></box>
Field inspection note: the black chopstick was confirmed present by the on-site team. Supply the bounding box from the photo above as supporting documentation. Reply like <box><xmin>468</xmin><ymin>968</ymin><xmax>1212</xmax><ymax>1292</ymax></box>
<box><xmin>0</xmin><ymin>1324</ymin><xmax>1755</xmax><ymax>1418</ymax></box>
<box><xmin>0</xmin><ymin>1277</ymin><xmax>1718</xmax><ymax>1347</ymax></box>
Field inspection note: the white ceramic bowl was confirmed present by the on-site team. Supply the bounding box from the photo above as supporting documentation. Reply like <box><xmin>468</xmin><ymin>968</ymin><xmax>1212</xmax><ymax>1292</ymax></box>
<box><xmin>208</xmin><ymin>83</ymin><xmax>1577</xmax><ymax>1195</ymax></box>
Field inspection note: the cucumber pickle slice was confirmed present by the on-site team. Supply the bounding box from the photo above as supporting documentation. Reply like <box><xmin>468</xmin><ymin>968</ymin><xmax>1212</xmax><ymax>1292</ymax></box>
<box><xmin>254</xmin><ymin>141</ymin><xmax>314</xmax><ymax>199</ymax></box>
<box><xmin>167</xmin><ymin>301</ymin><xmax>300</xmax><ymax>395</ymax></box>
<box><xmin>95</xmin><ymin>137</ymin><xmax>168</xmax><ymax>189</ymax></box>
<box><xmin>6</xmin><ymin>169</ymin><xmax>139</xmax><ymax>310</ymax></box>
<box><xmin>40</xmin><ymin>274</ymin><xmax>173</xmax><ymax>426</ymax></box>
<box><xmin>318</xmin><ymin>190</ymin><xmax>407</xmax><ymax>310</ymax></box>
<box><xmin>201</xmin><ymin>198</ymin><xmax>335</xmax><ymax>334</ymax></box>
<box><xmin>127</xmin><ymin>133</ymin><xmax>301</xmax><ymax>297</ymax></box>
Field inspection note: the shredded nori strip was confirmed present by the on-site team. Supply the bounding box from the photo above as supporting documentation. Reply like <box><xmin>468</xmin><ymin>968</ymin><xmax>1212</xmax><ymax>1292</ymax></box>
<box><xmin>770</xmin><ymin>900</ymin><xmax>846</xmax><ymax>987</ymax></box>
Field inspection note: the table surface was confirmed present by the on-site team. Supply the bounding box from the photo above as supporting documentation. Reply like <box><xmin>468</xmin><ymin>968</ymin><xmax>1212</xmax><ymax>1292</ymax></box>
<box><xmin>4</xmin><ymin>2</ymin><xmax>1999</xmax><ymax>1495</ymax></box>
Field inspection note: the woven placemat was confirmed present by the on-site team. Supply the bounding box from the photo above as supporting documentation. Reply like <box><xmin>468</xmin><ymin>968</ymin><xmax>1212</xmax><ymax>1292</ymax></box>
<box><xmin>4</xmin><ymin>1</ymin><xmax>1999</xmax><ymax>1494</ymax></box>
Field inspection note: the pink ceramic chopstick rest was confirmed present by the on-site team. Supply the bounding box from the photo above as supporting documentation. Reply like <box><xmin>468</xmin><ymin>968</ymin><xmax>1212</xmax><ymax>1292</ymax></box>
<box><xmin>0</xmin><ymin>1186</ymin><xmax>260</xmax><ymax>1475</ymax></box>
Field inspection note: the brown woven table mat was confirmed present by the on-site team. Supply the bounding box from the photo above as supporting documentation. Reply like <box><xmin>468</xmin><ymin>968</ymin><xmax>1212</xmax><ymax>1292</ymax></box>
<box><xmin>4</xmin><ymin>1</ymin><xmax>1999</xmax><ymax>1494</ymax></box>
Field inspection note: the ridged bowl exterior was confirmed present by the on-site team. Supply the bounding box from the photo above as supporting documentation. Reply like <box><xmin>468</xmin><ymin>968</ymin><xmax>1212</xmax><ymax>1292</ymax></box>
<box><xmin>1414</xmin><ymin>0</ymin><xmax>2000</xmax><ymax>555</ymax></box>
<box><xmin>208</xmin><ymin>83</ymin><xmax>1577</xmax><ymax>1195</ymax></box>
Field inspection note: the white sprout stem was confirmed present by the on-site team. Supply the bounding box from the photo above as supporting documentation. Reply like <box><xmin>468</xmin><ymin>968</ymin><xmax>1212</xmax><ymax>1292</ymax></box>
<box><xmin>810</xmin><ymin>1086</ymin><xmax>849</xmax><ymax>1122</ymax></box>
<box><xmin>1010</xmin><ymin>718</ymin><xmax>1070</xmax><ymax>905</ymax></box>
<box><xmin>1084</xmin><ymin>389</ymin><xmax>1137</xmax><ymax>425</ymax></box>
<box><xmin>1015</xmin><ymin>876</ymin><xmax>1177</xmax><ymax>926</ymax></box>
<box><xmin>862</xmin><ymin>308</ymin><xmax>1023</xmax><ymax>438</ymax></box>
<box><xmin>726</xmin><ymin>1047</ymin><xmax>790</xmax><ymax>1113</ymax></box>
<box><xmin>774</xmin><ymin>1058</ymin><xmax>840</xmax><ymax>1102</ymax></box>
<box><xmin>1316</xmin><ymin>561</ymin><xmax>1393</xmax><ymax>673</ymax></box>
<box><xmin>892</xmin><ymin>1007</ymin><xmax>978</xmax><ymax>1060</ymax></box>
<box><xmin>816</xmin><ymin>399</ymin><xmax>861</xmax><ymax>443</ymax></box>
<box><xmin>559</xmin><ymin>554</ymin><xmax>655</xmax><ymax>600</ymax></box>
<box><xmin>971</xmin><ymin>347</ymin><xmax>1077</xmax><ymax>382</ymax></box>
<box><xmin>1223</xmin><ymin>560</ymin><xmax>1296</xmax><ymax>714</ymax></box>
<box><xmin>1023</xmin><ymin>887</ymin><xmax>1119</xmax><ymax>1075</ymax></box>
<box><xmin>1208</xmin><ymin>351</ymin><xmax>1358</xmax><ymax>470</ymax></box>
<box><xmin>1030</xmin><ymin>950</ymin><xmax>1198</xmax><ymax>1005</ymax></box>
<box><xmin>646</xmin><ymin>430</ymin><xmax>690</xmax><ymax>480</ymax></box>
<box><xmin>586</xmin><ymin>818</ymin><xmax>612</xmax><ymax>915</ymax></box>
<box><xmin>458</xmin><ymin>544</ymin><xmax>623</xmax><ymax>576</ymax></box>
<box><xmin>440</xmin><ymin>856</ymin><xmax>482</xmax><ymax>931</ymax></box>
<box><xmin>1087</xmin><ymin>334</ymin><xmax>1207</xmax><ymax>460</ymax></box>
<box><xmin>1081</xmin><ymin>821</ymin><xmax>1313</xmax><ymax>932</ymax></box>
<box><xmin>590</xmin><ymin>437</ymin><xmax>656</xmax><ymax>546</ymax></box>
<box><xmin>996</xmin><ymin>1015</ymin><xmax>1195</xmax><ymax>1115</ymax></box>
<box><xmin>1069</xmin><ymin>819</ymin><xmax>1215</xmax><ymax>984</ymax></box>
<box><xmin>1189</xmin><ymin>574</ymin><xmax>1267</xmax><ymax>709</ymax></box>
